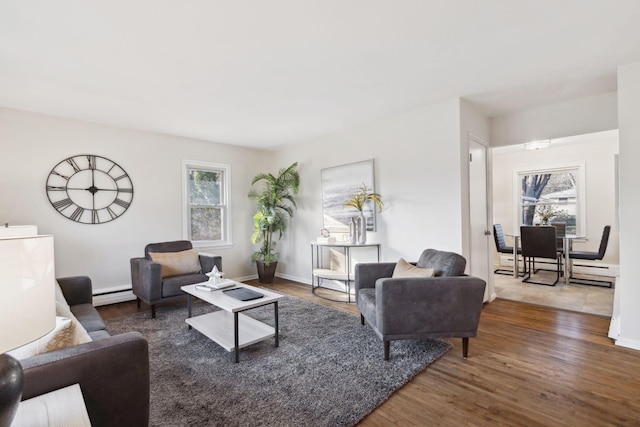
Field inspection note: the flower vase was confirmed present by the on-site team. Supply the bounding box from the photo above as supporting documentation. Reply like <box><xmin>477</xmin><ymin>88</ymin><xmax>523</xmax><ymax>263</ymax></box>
<box><xmin>358</xmin><ymin>212</ymin><xmax>367</xmax><ymax>244</ymax></box>
<box><xmin>350</xmin><ymin>217</ymin><xmax>358</xmax><ymax>244</ymax></box>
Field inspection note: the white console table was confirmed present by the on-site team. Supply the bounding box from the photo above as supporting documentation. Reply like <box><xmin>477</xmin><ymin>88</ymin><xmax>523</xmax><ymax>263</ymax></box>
<box><xmin>310</xmin><ymin>241</ymin><xmax>381</xmax><ymax>303</ymax></box>
<box><xmin>12</xmin><ymin>383</ymin><xmax>91</xmax><ymax>427</ymax></box>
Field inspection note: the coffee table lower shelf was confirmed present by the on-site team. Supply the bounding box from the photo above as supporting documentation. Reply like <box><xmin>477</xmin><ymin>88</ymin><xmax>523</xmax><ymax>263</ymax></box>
<box><xmin>186</xmin><ymin>310</ymin><xmax>275</xmax><ymax>352</ymax></box>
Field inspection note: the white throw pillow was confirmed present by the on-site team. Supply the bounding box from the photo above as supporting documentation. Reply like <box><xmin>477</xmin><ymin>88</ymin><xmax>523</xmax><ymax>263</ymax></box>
<box><xmin>7</xmin><ymin>316</ymin><xmax>75</xmax><ymax>360</ymax></box>
<box><xmin>392</xmin><ymin>258</ymin><xmax>435</xmax><ymax>278</ymax></box>
<box><xmin>55</xmin><ymin>301</ymin><xmax>93</xmax><ymax>345</ymax></box>
<box><xmin>54</xmin><ymin>281</ymin><xmax>70</xmax><ymax>310</ymax></box>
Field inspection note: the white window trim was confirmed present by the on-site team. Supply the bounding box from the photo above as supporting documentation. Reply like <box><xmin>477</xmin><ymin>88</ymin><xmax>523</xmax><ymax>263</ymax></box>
<box><xmin>512</xmin><ymin>162</ymin><xmax>586</xmax><ymax>236</ymax></box>
<box><xmin>181</xmin><ymin>159</ymin><xmax>233</xmax><ymax>249</ymax></box>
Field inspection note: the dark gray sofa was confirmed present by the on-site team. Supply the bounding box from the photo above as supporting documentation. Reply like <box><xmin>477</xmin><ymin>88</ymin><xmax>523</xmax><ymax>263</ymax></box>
<box><xmin>20</xmin><ymin>276</ymin><xmax>150</xmax><ymax>427</ymax></box>
<box><xmin>355</xmin><ymin>249</ymin><xmax>486</xmax><ymax>360</ymax></box>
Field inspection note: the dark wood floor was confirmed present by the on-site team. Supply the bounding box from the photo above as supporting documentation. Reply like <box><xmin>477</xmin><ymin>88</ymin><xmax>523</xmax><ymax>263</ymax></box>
<box><xmin>97</xmin><ymin>278</ymin><xmax>640</xmax><ymax>426</ymax></box>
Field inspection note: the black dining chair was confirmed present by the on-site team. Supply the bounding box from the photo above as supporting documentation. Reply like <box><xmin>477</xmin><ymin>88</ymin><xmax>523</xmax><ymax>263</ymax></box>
<box><xmin>520</xmin><ymin>226</ymin><xmax>562</xmax><ymax>286</ymax></box>
<box><xmin>493</xmin><ymin>224</ymin><xmax>524</xmax><ymax>276</ymax></box>
<box><xmin>550</xmin><ymin>222</ymin><xmax>566</xmax><ymax>273</ymax></box>
<box><xmin>550</xmin><ymin>222</ymin><xmax>566</xmax><ymax>251</ymax></box>
<box><xmin>569</xmin><ymin>225</ymin><xmax>614</xmax><ymax>288</ymax></box>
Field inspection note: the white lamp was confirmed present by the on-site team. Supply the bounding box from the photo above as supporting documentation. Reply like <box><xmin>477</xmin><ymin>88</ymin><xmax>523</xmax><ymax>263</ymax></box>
<box><xmin>0</xmin><ymin>235</ymin><xmax>56</xmax><ymax>427</ymax></box>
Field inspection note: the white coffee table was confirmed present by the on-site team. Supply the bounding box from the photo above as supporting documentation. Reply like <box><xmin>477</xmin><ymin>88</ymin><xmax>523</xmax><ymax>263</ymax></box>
<box><xmin>181</xmin><ymin>282</ymin><xmax>284</xmax><ymax>363</ymax></box>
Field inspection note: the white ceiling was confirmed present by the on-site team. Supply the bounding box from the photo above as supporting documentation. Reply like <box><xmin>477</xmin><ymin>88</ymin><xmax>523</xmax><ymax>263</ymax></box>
<box><xmin>2</xmin><ymin>1</ymin><xmax>640</xmax><ymax>149</ymax></box>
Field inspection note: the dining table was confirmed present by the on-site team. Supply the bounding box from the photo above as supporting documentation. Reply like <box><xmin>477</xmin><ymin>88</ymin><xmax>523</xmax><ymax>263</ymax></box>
<box><xmin>506</xmin><ymin>231</ymin><xmax>585</xmax><ymax>285</ymax></box>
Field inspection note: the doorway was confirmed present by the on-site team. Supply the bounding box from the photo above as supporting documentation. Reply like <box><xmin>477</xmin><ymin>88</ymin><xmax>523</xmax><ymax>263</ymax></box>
<box><xmin>468</xmin><ymin>135</ymin><xmax>492</xmax><ymax>302</ymax></box>
<box><xmin>490</xmin><ymin>130</ymin><xmax>618</xmax><ymax>316</ymax></box>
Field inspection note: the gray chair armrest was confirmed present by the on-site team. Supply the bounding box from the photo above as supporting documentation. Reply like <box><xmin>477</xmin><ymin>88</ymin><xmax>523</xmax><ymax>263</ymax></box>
<box><xmin>199</xmin><ymin>253</ymin><xmax>222</xmax><ymax>274</ymax></box>
<box><xmin>21</xmin><ymin>332</ymin><xmax>150</xmax><ymax>427</ymax></box>
<box><xmin>355</xmin><ymin>262</ymin><xmax>396</xmax><ymax>292</ymax></box>
<box><xmin>130</xmin><ymin>257</ymin><xmax>162</xmax><ymax>302</ymax></box>
<box><xmin>57</xmin><ymin>276</ymin><xmax>93</xmax><ymax>305</ymax></box>
<box><xmin>376</xmin><ymin>276</ymin><xmax>486</xmax><ymax>336</ymax></box>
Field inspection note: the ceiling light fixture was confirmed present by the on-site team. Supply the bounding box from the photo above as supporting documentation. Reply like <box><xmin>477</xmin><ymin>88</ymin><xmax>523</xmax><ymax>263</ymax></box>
<box><xmin>524</xmin><ymin>139</ymin><xmax>551</xmax><ymax>150</ymax></box>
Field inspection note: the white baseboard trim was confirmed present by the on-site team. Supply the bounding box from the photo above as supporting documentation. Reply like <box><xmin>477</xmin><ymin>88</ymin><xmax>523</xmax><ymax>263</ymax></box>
<box><xmin>275</xmin><ymin>272</ymin><xmax>354</xmax><ymax>293</ymax></box>
<box><xmin>275</xmin><ymin>272</ymin><xmax>310</xmax><ymax>285</ymax></box>
<box><xmin>234</xmin><ymin>274</ymin><xmax>259</xmax><ymax>282</ymax></box>
<box><xmin>614</xmin><ymin>336</ymin><xmax>640</xmax><ymax>351</ymax></box>
<box><xmin>608</xmin><ymin>316</ymin><xmax>620</xmax><ymax>340</ymax></box>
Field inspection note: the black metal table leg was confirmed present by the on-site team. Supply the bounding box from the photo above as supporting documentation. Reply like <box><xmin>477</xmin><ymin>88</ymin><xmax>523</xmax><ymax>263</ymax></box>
<box><xmin>234</xmin><ymin>311</ymin><xmax>239</xmax><ymax>363</ymax></box>
<box><xmin>187</xmin><ymin>294</ymin><xmax>192</xmax><ymax>329</ymax></box>
<box><xmin>274</xmin><ymin>301</ymin><xmax>279</xmax><ymax>347</ymax></box>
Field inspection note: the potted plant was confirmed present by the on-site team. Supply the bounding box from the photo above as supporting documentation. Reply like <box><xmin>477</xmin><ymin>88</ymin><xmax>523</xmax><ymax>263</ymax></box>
<box><xmin>343</xmin><ymin>183</ymin><xmax>383</xmax><ymax>244</ymax></box>
<box><xmin>535</xmin><ymin>205</ymin><xmax>567</xmax><ymax>225</ymax></box>
<box><xmin>248</xmin><ymin>162</ymin><xmax>300</xmax><ymax>283</ymax></box>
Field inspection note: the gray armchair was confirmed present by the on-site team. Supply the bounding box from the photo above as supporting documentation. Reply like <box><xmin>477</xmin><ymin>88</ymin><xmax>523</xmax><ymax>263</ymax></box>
<box><xmin>355</xmin><ymin>249</ymin><xmax>486</xmax><ymax>360</ymax></box>
<box><xmin>130</xmin><ymin>240</ymin><xmax>222</xmax><ymax>318</ymax></box>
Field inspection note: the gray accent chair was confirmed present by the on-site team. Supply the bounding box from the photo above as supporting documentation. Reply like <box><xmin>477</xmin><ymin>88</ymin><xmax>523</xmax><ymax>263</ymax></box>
<box><xmin>355</xmin><ymin>249</ymin><xmax>486</xmax><ymax>360</ymax></box>
<box><xmin>130</xmin><ymin>240</ymin><xmax>222</xmax><ymax>318</ymax></box>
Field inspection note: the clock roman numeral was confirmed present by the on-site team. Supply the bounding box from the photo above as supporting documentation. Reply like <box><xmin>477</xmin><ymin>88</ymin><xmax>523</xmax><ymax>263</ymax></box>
<box><xmin>91</xmin><ymin>209</ymin><xmax>99</xmax><ymax>224</ymax></box>
<box><xmin>70</xmin><ymin>206</ymin><xmax>85</xmax><ymax>221</ymax></box>
<box><xmin>66</xmin><ymin>158</ymin><xmax>81</xmax><ymax>173</ymax></box>
<box><xmin>52</xmin><ymin>170</ymin><xmax>70</xmax><ymax>180</ymax></box>
<box><xmin>52</xmin><ymin>198</ymin><xmax>73</xmax><ymax>211</ymax></box>
<box><xmin>46</xmin><ymin>185</ymin><xmax>66</xmax><ymax>191</ymax></box>
<box><xmin>87</xmin><ymin>155</ymin><xmax>96</xmax><ymax>170</ymax></box>
<box><xmin>113</xmin><ymin>198</ymin><xmax>130</xmax><ymax>209</ymax></box>
<box><xmin>106</xmin><ymin>207</ymin><xmax>118</xmax><ymax>219</ymax></box>
<box><xmin>113</xmin><ymin>173</ymin><xmax>129</xmax><ymax>181</ymax></box>
<box><xmin>118</xmin><ymin>188</ymin><xmax>133</xmax><ymax>193</ymax></box>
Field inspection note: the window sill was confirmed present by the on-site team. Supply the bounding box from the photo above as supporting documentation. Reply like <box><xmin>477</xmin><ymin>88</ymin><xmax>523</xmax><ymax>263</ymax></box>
<box><xmin>192</xmin><ymin>241</ymin><xmax>234</xmax><ymax>251</ymax></box>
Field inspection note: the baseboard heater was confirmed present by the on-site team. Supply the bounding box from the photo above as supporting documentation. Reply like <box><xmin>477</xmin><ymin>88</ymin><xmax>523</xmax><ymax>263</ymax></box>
<box><xmin>92</xmin><ymin>286</ymin><xmax>136</xmax><ymax>307</ymax></box>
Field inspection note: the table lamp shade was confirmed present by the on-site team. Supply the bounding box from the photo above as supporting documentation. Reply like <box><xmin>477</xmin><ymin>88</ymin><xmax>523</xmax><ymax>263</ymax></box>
<box><xmin>0</xmin><ymin>234</ymin><xmax>56</xmax><ymax>427</ymax></box>
<box><xmin>0</xmin><ymin>235</ymin><xmax>56</xmax><ymax>353</ymax></box>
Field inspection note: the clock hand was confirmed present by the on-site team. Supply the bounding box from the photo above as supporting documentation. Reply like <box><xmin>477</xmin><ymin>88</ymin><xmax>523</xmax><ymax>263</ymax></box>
<box><xmin>66</xmin><ymin>187</ymin><xmax>118</xmax><ymax>191</ymax></box>
<box><xmin>91</xmin><ymin>169</ymin><xmax>95</xmax><ymax>210</ymax></box>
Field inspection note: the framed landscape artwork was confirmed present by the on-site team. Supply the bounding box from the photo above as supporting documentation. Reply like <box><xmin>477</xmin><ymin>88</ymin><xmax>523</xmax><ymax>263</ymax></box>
<box><xmin>321</xmin><ymin>159</ymin><xmax>376</xmax><ymax>233</ymax></box>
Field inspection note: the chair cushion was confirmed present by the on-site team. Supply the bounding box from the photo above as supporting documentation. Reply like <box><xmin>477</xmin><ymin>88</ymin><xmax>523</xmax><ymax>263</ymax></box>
<box><xmin>416</xmin><ymin>249</ymin><xmax>466</xmax><ymax>276</ymax></box>
<box><xmin>358</xmin><ymin>288</ymin><xmax>377</xmax><ymax>329</ymax></box>
<box><xmin>149</xmin><ymin>248</ymin><xmax>201</xmax><ymax>278</ymax></box>
<box><xmin>70</xmin><ymin>303</ymin><xmax>107</xmax><ymax>333</ymax></box>
<box><xmin>392</xmin><ymin>258</ymin><xmax>435</xmax><ymax>278</ymax></box>
<box><xmin>88</xmin><ymin>329</ymin><xmax>112</xmax><ymax>341</ymax></box>
<box><xmin>162</xmin><ymin>273</ymin><xmax>209</xmax><ymax>297</ymax></box>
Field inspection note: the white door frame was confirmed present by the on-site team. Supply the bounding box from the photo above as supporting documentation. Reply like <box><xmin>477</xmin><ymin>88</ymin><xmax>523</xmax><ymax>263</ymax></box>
<box><xmin>468</xmin><ymin>133</ymin><xmax>496</xmax><ymax>302</ymax></box>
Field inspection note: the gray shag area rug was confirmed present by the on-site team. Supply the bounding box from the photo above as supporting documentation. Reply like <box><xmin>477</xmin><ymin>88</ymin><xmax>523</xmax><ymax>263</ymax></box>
<box><xmin>105</xmin><ymin>295</ymin><xmax>450</xmax><ymax>427</ymax></box>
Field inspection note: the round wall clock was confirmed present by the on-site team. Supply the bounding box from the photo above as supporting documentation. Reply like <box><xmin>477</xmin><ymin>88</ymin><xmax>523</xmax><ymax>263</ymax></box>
<box><xmin>46</xmin><ymin>155</ymin><xmax>134</xmax><ymax>224</ymax></box>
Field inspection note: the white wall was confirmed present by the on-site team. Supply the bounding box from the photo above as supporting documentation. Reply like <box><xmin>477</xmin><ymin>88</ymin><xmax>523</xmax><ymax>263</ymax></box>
<box><xmin>491</xmin><ymin>92</ymin><xmax>618</xmax><ymax>147</ymax></box>
<box><xmin>492</xmin><ymin>132</ymin><xmax>620</xmax><ymax>264</ymax></box>
<box><xmin>273</xmin><ymin>98</ymin><xmax>468</xmax><ymax>284</ymax></box>
<box><xmin>0</xmin><ymin>108</ymin><xmax>264</xmax><ymax>293</ymax></box>
<box><xmin>615</xmin><ymin>61</ymin><xmax>640</xmax><ymax>350</ymax></box>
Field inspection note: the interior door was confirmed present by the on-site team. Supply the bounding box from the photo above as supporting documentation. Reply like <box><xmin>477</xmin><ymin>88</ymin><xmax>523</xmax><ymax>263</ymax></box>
<box><xmin>469</xmin><ymin>137</ymin><xmax>491</xmax><ymax>301</ymax></box>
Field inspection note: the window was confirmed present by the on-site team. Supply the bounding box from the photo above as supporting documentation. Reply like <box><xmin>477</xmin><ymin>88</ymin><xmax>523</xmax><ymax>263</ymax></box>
<box><xmin>516</xmin><ymin>164</ymin><xmax>585</xmax><ymax>235</ymax></box>
<box><xmin>182</xmin><ymin>160</ymin><xmax>231</xmax><ymax>247</ymax></box>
